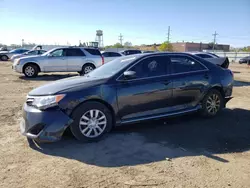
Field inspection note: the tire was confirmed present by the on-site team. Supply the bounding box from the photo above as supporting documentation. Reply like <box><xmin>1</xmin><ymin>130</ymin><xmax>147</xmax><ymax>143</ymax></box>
<box><xmin>1</xmin><ymin>55</ymin><xmax>8</xmax><ymax>61</ymax></box>
<box><xmin>23</xmin><ymin>64</ymin><xmax>39</xmax><ymax>78</ymax></box>
<box><xmin>70</xmin><ymin>101</ymin><xmax>113</xmax><ymax>142</ymax></box>
<box><xmin>80</xmin><ymin>64</ymin><xmax>95</xmax><ymax>75</ymax></box>
<box><xmin>200</xmin><ymin>89</ymin><xmax>223</xmax><ymax>117</ymax></box>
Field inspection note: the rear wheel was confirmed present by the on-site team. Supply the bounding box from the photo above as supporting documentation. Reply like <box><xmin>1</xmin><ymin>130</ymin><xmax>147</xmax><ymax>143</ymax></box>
<box><xmin>23</xmin><ymin>64</ymin><xmax>39</xmax><ymax>78</ymax></box>
<box><xmin>1</xmin><ymin>55</ymin><xmax>8</xmax><ymax>61</ymax></box>
<box><xmin>70</xmin><ymin>102</ymin><xmax>113</xmax><ymax>142</ymax></box>
<box><xmin>80</xmin><ymin>64</ymin><xmax>95</xmax><ymax>75</ymax></box>
<box><xmin>200</xmin><ymin>89</ymin><xmax>223</xmax><ymax>117</ymax></box>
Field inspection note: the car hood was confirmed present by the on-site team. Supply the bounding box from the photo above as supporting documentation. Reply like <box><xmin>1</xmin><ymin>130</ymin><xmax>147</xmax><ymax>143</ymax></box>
<box><xmin>28</xmin><ymin>76</ymin><xmax>108</xmax><ymax>96</ymax></box>
<box><xmin>19</xmin><ymin>55</ymin><xmax>45</xmax><ymax>61</ymax></box>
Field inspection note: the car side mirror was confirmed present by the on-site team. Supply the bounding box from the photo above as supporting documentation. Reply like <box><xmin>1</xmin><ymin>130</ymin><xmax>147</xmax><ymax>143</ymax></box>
<box><xmin>123</xmin><ymin>71</ymin><xmax>136</xmax><ymax>80</ymax></box>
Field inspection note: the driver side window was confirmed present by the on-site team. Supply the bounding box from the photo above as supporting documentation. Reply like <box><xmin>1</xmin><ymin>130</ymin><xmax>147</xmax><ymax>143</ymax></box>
<box><xmin>50</xmin><ymin>49</ymin><xmax>64</xmax><ymax>57</ymax></box>
<box><xmin>129</xmin><ymin>56</ymin><xmax>169</xmax><ymax>79</ymax></box>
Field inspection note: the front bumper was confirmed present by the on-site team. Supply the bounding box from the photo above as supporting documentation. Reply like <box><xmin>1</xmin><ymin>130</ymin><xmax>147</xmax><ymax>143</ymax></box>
<box><xmin>20</xmin><ymin>103</ymin><xmax>73</xmax><ymax>142</ymax></box>
<box><xmin>12</xmin><ymin>64</ymin><xmax>23</xmax><ymax>73</ymax></box>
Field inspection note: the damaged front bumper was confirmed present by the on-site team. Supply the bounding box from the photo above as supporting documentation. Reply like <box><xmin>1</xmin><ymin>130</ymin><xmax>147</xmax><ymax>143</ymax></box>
<box><xmin>20</xmin><ymin>103</ymin><xmax>73</xmax><ymax>142</ymax></box>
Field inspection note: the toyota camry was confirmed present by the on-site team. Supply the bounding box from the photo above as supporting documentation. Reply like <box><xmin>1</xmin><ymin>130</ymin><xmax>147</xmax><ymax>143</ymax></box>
<box><xmin>20</xmin><ymin>53</ymin><xmax>233</xmax><ymax>142</ymax></box>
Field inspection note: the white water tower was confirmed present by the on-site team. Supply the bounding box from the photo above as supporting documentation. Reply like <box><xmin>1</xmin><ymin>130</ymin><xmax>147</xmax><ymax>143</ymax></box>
<box><xmin>95</xmin><ymin>30</ymin><xmax>103</xmax><ymax>48</ymax></box>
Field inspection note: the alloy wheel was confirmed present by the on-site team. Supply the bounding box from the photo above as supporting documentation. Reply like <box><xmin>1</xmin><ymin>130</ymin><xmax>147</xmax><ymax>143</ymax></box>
<box><xmin>206</xmin><ymin>94</ymin><xmax>221</xmax><ymax>115</ymax></box>
<box><xmin>84</xmin><ymin>66</ymin><xmax>93</xmax><ymax>74</ymax></box>
<box><xmin>25</xmin><ymin>66</ymin><xmax>35</xmax><ymax>77</ymax></box>
<box><xmin>79</xmin><ymin>109</ymin><xmax>107</xmax><ymax>138</ymax></box>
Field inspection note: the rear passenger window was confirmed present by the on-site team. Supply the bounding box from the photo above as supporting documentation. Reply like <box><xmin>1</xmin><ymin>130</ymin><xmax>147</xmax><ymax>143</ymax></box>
<box><xmin>85</xmin><ymin>49</ymin><xmax>101</xmax><ymax>56</ymax></box>
<box><xmin>170</xmin><ymin>56</ymin><xmax>206</xmax><ymax>74</ymax></box>
<box><xmin>66</xmin><ymin>49</ymin><xmax>85</xmax><ymax>56</ymax></box>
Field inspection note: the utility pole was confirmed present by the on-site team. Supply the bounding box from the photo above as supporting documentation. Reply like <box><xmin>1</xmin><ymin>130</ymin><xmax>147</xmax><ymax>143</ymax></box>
<box><xmin>166</xmin><ymin>26</ymin><xmax>171</xmax><ymax>51</ymax></box>
<box><xmin>212</xmin><ymin>31</ymin><xmax>218</xmax><ymax>51</ymax></box>
<box><xmin>167</xmin><ymin>26</ymin><xmax>170</xmax><ymax>43</ymax></box>
<box><xmin>118</xmin><ymin>33</ymin><xmax>123</xmax><ymax>46</ymax></box>
<box><xmin>21</xmin><ymin>39</ymin><xmax>24</xmax><ymax>47</ymax></box>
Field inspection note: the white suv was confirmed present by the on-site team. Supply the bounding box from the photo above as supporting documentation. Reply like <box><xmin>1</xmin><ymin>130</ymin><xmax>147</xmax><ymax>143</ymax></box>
<box><xmin>12</xmin><ymin>47</ymin><xmax>104</xmax><ymax>78</ymax></box>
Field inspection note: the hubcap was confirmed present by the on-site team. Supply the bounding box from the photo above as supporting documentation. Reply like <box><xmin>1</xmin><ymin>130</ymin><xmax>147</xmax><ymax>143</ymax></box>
<box><xmin>84</xmin><ymin>66</ymin><xmax>93</xmax><ymax>74</ymax></box>
<box><xmin>25</xmin><ymin>66</ymin><xmax>35</xmax><ymax>76</ymax></box>
<box><xmin>206</xmin><ymin>94</ymin><xmax>220</xmax><ymax>114</ymax></box>
<box><xmin>79</xmin><ymin>109</ymin><xmax>107</xmax><ymax>138</ymax></box>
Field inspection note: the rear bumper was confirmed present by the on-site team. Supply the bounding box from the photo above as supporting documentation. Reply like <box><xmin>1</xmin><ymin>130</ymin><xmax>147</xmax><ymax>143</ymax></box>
<box><xmin>20</xmin><ymin>103</ymin><xmax>73</xmax><ymax>142</ymax></box>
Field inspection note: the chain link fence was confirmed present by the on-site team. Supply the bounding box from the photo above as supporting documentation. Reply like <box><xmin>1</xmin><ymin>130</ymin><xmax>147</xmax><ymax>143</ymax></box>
<box><xmin>213</xmin><ymin>52</ymin><xmax>250</xmax><ymax>63</ymax></box>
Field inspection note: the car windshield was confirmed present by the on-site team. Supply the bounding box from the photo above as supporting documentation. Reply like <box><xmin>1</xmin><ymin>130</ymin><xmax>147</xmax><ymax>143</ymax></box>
<box><xmin>41</xmin><ymin>49</ymin><xmax>55</xmax><ymax>56</ymax></box>
<box><xmin>86</xmin><ymin>56</ymin><xmax>138</xmax><ymax>78</ymax></box>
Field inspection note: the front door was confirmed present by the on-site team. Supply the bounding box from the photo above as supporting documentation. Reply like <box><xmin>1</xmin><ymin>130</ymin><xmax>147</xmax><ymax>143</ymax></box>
<box><xmin>169</xmin><ymin>55</ymin><xmax>209</xmax><ymax>110</ymax></box>
<box><xmin>44</xmin><ymin>48</ymin><xmax>67</xmax><ymax>72</ymax></box>
<box><xmin>116</xmin><ymin>55</ymin><xmax>173</xmax><ymax>122</ymax></box>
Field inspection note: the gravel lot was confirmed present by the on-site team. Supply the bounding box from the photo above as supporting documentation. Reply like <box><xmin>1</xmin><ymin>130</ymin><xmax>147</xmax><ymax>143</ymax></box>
<box><xmin>0</xmin><ymin>61</ymin><xmax>250</xmax><ymax>188</ymax></box>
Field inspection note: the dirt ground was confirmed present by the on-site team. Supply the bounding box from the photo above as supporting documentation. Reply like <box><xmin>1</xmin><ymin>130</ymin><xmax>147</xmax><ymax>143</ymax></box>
<box><xmin>0</xmin><ymin>62</ymin><xmax>250</xmax><ymax>188</ymax></box>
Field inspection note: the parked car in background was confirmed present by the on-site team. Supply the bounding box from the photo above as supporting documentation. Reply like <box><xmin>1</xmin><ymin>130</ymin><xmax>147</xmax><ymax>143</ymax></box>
<box><xmin>189</xmin><ymin>52</ymin><xmax>229</xmax><ymax>68</ymax></box>
<box><xmin>11</xmin><ymin>49</ymin><xmax>47</xmax><ymax>62</ymax></box>
<box><xmin>120</xmin><ymin>49</ymin><xmax>142</xmax><ymax>55</ymax></box>
<box><xmin>102</xmin><ymin>51</ymin><xmax>123</xmax><ymax>63</ymax></box>
<box><xmin>142</xmin><ymin>50</ymin><xmax>156</xmax><ymax>53</ymax></box>
<box><xmin>239</xmin><ymin>56</ymin><xmax>250</xmax><ymax>64</ymax></box>
<box><xmin>20</xmin><ymin>52</ymin><xmax>233</xmax><ymax>142</ymax></box>
<box><xmin>0</xmin><ymin>48</ymin><xmax>29</xmax><ymax>61</ymax></box>
<box><xmin>0</xmin><ymin>46</ymin><xmax>9</xmax><ymax>52</ymax></box>
<box><xmin>12</xmin><ymin>47</ymin><xmax>103</xmax><ymax>77</ymax></box>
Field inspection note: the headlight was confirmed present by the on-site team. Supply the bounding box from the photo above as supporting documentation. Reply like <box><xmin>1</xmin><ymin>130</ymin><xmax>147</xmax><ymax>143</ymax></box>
<box><xmin>28</xmin><ymin>94</ymin><xmax>66</xmax><ymax>110</ymax></box>
<box><xmin>14</xmin><ymin>59</ymin><xmax>21</xmax><ymax>65</ymax></box>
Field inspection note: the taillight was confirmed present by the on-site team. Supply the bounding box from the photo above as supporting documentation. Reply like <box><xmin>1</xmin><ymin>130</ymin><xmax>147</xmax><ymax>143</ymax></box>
<box><xmin>101</xmin><ymin>56</ymin><xmax>104</xmax><ymax>65</ymax></box>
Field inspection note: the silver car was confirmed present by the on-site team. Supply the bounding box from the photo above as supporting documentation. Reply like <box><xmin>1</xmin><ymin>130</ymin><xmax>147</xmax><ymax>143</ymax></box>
<box><xmin>12</xmin><ymin>47</ymin><xmax>104</xmax><ymax>78</ymax></box>
<box><xmin>189</xmin><ymin>52</ymin><xmax>229</xmax><ymax>68</ymax></box>
<box><xmin>0</xmin><ymin>48</ymin><xmax>29</xmax><ymax>61</ymax></box>
<box><xmin>11</xmin><ymin>49</ymin><xmax>47</xmax><ymax>62</ymax></box>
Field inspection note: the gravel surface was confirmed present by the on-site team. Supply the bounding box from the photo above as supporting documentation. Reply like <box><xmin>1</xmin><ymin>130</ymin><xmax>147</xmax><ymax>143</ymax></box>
<box><xmin>0</xmin><ymin>62</ymin><xmax>250</xmax><ymax>188</ymax></box>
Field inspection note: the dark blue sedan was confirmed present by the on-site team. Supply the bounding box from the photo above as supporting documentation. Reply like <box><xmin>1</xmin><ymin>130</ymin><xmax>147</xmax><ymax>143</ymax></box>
<box><xmin>20</xmin><ymin>53</ymin><xmax>234</xmax><ymax>142</ymax></box>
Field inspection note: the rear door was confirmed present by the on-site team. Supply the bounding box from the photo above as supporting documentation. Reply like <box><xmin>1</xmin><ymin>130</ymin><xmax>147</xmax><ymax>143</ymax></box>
<box><xmin>43</xmin><ymin>48</ymin><xmax>67</xmax><ymax>72</ymax></box>
<box><xmin>116</xmin><ymin>55</ymin><xmax>173</xmax><ymax>122</ymax></box>
<box><xmin>169</xmin><ymin>55</ymin><xmax>209</xmax><ymax>109</ymax></box>
<box><xmin>65</xmin><ymin>48</ymin><xmax>86</xmax><ymax>71</ymax></box>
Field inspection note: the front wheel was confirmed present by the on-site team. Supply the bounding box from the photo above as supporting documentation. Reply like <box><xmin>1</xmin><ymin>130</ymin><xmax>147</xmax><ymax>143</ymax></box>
<box><xmin>23</xmin><ymin>64</ymin><xmax>39</xmax><ymax>78</ymax></box>
<box><xmin>70</xmin><ymin>102</ymin><xmax>113</xmax><ymax>142</ymax></box>
<box><xmin>200</xmin><ymin>89</ymin><xmax>223</xmax><ymax>117</ymax></box>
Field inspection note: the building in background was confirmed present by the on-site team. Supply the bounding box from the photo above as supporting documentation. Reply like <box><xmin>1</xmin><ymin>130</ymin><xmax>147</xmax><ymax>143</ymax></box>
<box><xmin>139</xmin><ymin>42</ymin><xmax>230</xmax><ymax>52</ymax></box>
<box><xmin>172</xmin><ymin>42</ymin><xmax>230</xmax><ymax>52</ymax></box>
